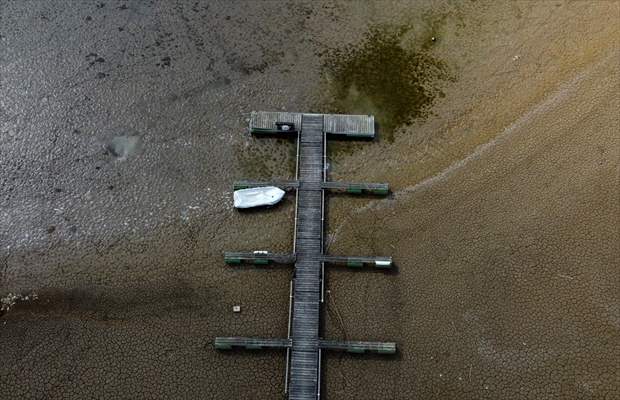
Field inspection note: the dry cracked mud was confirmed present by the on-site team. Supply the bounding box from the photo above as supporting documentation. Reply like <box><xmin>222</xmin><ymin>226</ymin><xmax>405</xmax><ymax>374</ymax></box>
<box><xmin>1</xmin><ymin>1</ymin><xmax>618</xmax><ymax>399</ymax></box>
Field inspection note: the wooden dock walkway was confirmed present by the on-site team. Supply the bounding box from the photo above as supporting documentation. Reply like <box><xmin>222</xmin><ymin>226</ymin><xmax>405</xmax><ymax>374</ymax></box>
<box><xmin>216</xmin><ymin>111</ymin><xmax>396</xmax><ymax>400</ymax></box>
<box><xmin>288</xmin><ymin>114</ymin><xmax>325</xmax><ymax>399</ymax></box>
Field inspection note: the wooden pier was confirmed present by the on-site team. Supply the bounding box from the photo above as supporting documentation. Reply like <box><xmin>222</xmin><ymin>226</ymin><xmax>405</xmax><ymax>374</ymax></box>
<box><xmin>216</xmin><ymin>111</ymin><xmax>396</xmax><ymax>400</ymax></box>
<box><xmin>234</xmin><ymin>179</ymin><xmax>389</xmax><ymax>194</ymax></box>
<box><xmin>224</xmin><ymin>252</ymin><xmax>392</xmax><ymax>269</ymax></box>
<box><xmin>214</xmin><ymin>337</ymin><xmax>396</xmax><ymax>354</ymax></box>
<box><xmin>224</xmin><ymin>251</ymin><xmax>296</xmax><ymax>265</ymax></box>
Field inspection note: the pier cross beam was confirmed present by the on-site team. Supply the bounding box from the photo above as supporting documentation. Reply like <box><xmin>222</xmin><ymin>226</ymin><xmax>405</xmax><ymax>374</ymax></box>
<box><xmin>217</xmin><ymin>112</ymin><xmax>396</xmax><ymax>400</ymax></box>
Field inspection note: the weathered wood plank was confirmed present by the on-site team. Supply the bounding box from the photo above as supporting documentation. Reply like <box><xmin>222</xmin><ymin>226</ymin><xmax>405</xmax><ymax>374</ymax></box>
<box><xmin>319</xmin><ymin>339</ymin><xmax>396</xmax><ymax>354</ymax></box>
<box><xmin>215</xmin><ymin>337</ymin><xmax>291</xmax><ymax>350</ymax></box>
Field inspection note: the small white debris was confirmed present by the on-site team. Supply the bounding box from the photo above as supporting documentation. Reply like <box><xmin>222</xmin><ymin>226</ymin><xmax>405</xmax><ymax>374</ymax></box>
<box><xmin>512</xmin><ymin>55</ymin><xmax>520</xmax><ymax>61</ymax></box>
<box><xmin>1</xmin><ymin>291</ymin><xmax>38</xmax><ymax>313</ymax></box>
<box><xmin>233</xmin><ymin>305</ymin><xmax>241</xmax><ymax>313</ymax></box>
<box><xmin>1</xmin><ymin>293</ymin><xmax>19</xmax><ymax>312</ymax></box>
<box><xmin>180</xmin><ymin>210</ymin><xmax>189</xmax><ymax>222</ymax></box>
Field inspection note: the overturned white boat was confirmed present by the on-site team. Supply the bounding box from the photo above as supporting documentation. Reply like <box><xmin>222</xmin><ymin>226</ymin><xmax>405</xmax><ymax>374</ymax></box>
<box><xmin>233</xmin><ymin>186</ymin><xmax>285</xmax><ymax>209</ymax></box>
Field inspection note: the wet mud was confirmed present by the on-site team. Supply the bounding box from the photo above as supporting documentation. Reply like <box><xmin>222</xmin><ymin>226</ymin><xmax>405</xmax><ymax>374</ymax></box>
<box><xmin>322</xmin><ymin>23</ymin><xmax>453</xmax><ymax>142</ymax></box>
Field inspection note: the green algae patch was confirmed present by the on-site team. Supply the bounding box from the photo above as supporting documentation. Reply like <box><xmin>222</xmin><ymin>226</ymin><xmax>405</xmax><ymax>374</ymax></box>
<box><xmin>322</xmin><ymin>24</ymin><xmax>453</xmax><ymax>142</ymax></box>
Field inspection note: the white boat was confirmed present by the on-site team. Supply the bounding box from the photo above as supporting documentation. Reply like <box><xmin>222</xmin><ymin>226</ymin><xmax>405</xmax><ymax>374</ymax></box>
<box><xmin>233</xmin><ymin>186</ymin><xmax>285</xmax><ymax>209</ymax></box>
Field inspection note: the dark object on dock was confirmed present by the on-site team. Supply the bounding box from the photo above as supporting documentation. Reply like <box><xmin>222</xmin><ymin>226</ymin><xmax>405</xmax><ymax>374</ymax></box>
<box><xmin>217</xmin><ymin>111</ymin><xmax>396</xmax><ymax>400</ymax></box>
<box><xmin>276</xmin><ymin>121</ymin><xmax>297</xmax><ymax>132</ymax></box>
